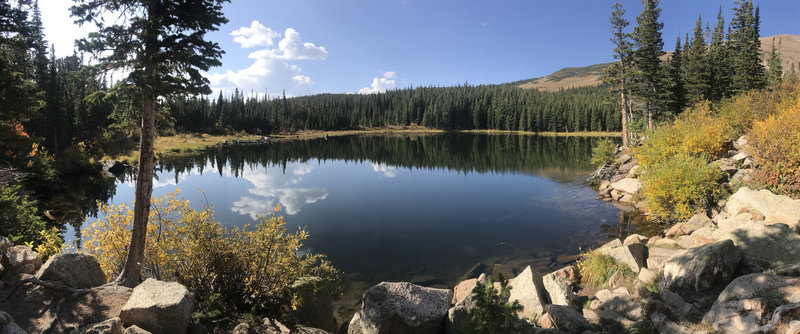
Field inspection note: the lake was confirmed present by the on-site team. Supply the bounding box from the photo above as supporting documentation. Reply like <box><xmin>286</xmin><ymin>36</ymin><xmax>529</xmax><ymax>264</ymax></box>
<box><xmin>78</xmin><ymin>132</ymin><xmax>650</xmax><ymax>318</ymax></box>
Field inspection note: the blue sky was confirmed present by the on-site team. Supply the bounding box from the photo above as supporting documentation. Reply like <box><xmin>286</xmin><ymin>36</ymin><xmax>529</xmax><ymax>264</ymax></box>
<box><xmin>39</xmin><ymin>0</ymin><xmax>800</xmax><ymax>97</ymax></box>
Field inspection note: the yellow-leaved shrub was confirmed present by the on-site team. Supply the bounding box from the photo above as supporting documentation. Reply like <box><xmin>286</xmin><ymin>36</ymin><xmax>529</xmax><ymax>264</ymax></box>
<box><xmin>639</xmin><ymin>153</ymin><xmax>724</xmax><ymax>220</ymax></box>
<box><xmin>749</xmin><ymin>99</ymin><xmax>800</xmax><ymax>197</ymax></box>
<box><xmin>636</xmin><ymin>102</ymin><xmax>728</xmax><ymax>168</ymax></box>
<box><xmin>82</xmin><ymin>189</ymin><xmax>340</xmax><ymax>326</ymax></box>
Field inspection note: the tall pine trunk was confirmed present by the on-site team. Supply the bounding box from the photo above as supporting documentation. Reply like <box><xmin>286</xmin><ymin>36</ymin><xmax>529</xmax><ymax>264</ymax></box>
<box><xmin>620</xmin><ymin>60</ymin><xmax>628</xmax><ymax>148</ymax></box>
<box><xmin>116</xmin><ymin>10</ymin><xmax>157</xmax><ymax>287</ymax></box>
<box><xmin>117</xmin><ymin>92</ymin><xmax>155</xmax><ymax>287</ymax></box>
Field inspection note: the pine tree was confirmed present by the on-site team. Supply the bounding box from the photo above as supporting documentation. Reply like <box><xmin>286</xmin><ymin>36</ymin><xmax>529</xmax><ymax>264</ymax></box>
<box><xmin>728</xmin><ymin>0</ymin><xmax>766</xmax><ymax>93</ymax></box>
<box><xmin>664</xmin><ymin>36</ymin><xmax>686</xmax><ymax>114</ymax></box>
<box><xmin>72</xmin><ymin>0</ymin><xmax>228</xmax><ymax>287</ymax></box>
<box><xmin>767</xmin><ymin>38</ymin><xmax>783</xmax><ymax>86</ymax></box>
<box><xmin>708</xmin><ymin>7</ymin><xmax>732</xmax><ymax>102</ymax></box>
<box><xmin>630</xmin><ymin>0</ymin><xmax>665</xmax><ymax>130</ymax></box>
<box><xmin>605</xmin><ymin>3</ymin><xmax>631</xmax><ymax>147</ymax></box>
<box><xmin>685</xmin><ymin>14</ymin><xmax>710</xmax><ymax>104</ymax></box>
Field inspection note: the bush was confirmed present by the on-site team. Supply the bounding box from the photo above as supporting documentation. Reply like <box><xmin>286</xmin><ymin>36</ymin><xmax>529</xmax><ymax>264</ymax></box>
<box><xmin>82</xmin><ymin>189</ymin><xmax>340</xmax><ymax>327</ymax></box>
<box><xmin>590</xmin><ymin>138</ymin><xmax>617</xmax><ymax>166</ymax></box>
<box><xmin>749</xmin><ymin>99</ymin><xmax>800</xmax><ymax>197</ymax></box>
<box><xmin>576</xmin><ymin>249</ymin><xmax>636</xmax><ymax>287</ymax></box>
<box><xmin>458</xmin><ymin>275</ymin><xmax>527</xmax><ymax>334</ymax></box>
<box><xmin>0</xmin><ymin>183</ymin><xmax>47</xmax><ymax>245</ymax></box>
<box><xmin>639</xmin><ymin>153</ymin><xmax>724</xmax><ymax>219</ymax></box>
<box><xmin>636</xmin><ymin>102</ymin><xmax>728</xmax><ymax>168</ymax></box>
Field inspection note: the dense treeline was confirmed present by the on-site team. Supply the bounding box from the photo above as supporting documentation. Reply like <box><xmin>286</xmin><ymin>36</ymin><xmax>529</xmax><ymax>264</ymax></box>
<box><xmin>166</xmin><ymin>84</ymin><xmax>620</xmax><ymax>135</ymax></box>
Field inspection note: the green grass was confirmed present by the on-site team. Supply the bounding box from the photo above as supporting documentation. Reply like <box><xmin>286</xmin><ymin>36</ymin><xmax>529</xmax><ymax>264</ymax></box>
<box><xmin>576</xmin><ymin>249</ymin><xmax>637</xmax><ymax>287</ymax></box>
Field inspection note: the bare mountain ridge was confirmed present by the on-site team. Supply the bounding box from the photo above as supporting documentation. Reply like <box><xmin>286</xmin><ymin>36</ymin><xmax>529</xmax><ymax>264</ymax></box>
<box><xmin>515</xmin><ymin>34</ymin><xmax>800</xmax><ymax>91</ymax></box>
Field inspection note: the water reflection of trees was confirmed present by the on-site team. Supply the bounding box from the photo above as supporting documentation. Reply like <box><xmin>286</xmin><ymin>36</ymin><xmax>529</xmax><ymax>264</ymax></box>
<box><xmin>40</xmin><ymin>170</ymin><xmax>117</xmax><ymax>242</ymax></box>
<box><xmin>154</xmin><ymin>134</ymin><xmax>609</xmax><ymax>182</ymax></box>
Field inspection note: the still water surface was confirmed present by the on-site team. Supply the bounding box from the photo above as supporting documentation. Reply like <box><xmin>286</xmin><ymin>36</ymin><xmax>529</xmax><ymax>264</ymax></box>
<box><xmin>82</xmin><ymin>133</ymin><xmax>644</xmax><ymax>312</ymax></box>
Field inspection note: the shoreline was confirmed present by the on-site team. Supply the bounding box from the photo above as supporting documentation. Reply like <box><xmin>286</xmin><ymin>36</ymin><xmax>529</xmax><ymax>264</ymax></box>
<box><xmin>110</xmin><ymin>128</ymin><xmax>621</xmax><ymax>164</ymax></box>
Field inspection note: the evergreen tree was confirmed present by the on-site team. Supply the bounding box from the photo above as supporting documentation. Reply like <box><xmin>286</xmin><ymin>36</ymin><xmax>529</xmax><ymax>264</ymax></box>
<box><xmin>604</xmin><ymin>3</ymin><xmax>632</xmax><ymax>147</ymax></box>
<box><xmin>630</xmin><ymin>0</ymin><xmax>665</xmax><ymax>130</ymax></box>
<box><xmin>72</xmin><ymin>0</ymin><xmax>228</xmax><ymax>287</ymax></box>
<box><xmin>728</xmin><ymin>0</ymin><xmax>766</xmax><ymax>92</ymax></box>
<box><xmin>685</xmin><ymin>14</ymin><xmax>710</xmax><ymax>104</ymax></box>
<box><xmin>708</xmin><ymin>7</ymin><xmax>732</xmax><ymax>102</ymax></box>
<box><xmin>664</xmin><ymin>36</ymin><xmax>686</xmax><ymax>114</ymax></box>
<box><xmin>767</xmin><ymin>38</ymin><xmax>783</xmax><ymax>86</ymax></box>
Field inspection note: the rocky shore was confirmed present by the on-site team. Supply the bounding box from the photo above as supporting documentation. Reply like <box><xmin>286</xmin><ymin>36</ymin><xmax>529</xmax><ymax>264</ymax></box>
<box><xmin>338</xmin><ymin>135</ymin><xmax>800</xmax><ymax>334</ymax></box>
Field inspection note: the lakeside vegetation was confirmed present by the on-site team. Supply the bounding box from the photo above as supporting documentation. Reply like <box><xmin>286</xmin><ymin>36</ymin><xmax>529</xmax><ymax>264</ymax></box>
<box><xmin>0</xmin><ymin>0</ymin><xmax>797</xmax><ymax>331</ymax></box>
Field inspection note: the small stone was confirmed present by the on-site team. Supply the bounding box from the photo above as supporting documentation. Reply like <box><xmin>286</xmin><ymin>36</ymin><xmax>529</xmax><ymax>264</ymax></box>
<box><xmin>583</xmin><ymin>309</ymin><xmax>599</xmax><ymax>324</ymax></box>
<box><xmin>638</xmin><ymin>268</ymin><xmax>656</xmax><ymax>284</ymax></box>
<box><xmin>75</xmin><ymin>318</ymin><xmax>123</xmax><ymax>334</ymax></box>
<box><xmin>623</xmin><ymin>234</ymin><xmax>645</xmax><ymax>245</ymax></box>
<box><xmin>677</xmin><ymin>236</ymin><xmax>695</xmax><ymax>249</ymax></box>
<box><xmin>665</xmin><ymin>223</ymin><xmax>686</xmax><ymax>238</ymax></box>
<box><xmin>546</xmin><ymin>305</ymin><xmax>592</xmax><ymax>333</ymax></box>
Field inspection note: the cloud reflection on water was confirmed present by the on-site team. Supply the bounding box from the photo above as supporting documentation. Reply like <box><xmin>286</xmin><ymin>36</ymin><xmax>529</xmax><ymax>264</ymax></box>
<box><xmin>231</xmin><ymin>163</ymin><xmax>328</xmax><ymax>218</ymax></box>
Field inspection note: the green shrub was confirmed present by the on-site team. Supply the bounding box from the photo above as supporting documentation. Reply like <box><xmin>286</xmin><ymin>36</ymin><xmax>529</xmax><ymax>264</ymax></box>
<box><xmin>639</xmin><ymin>153</ymin><xmax>724</xmax><ymax>219</ymax></box>
<box><xmin>0</xmin><ymin>184</ymin><xmax>47</xmax><ymax>245</ymax></box>
<box><xmin>576</xmin><ymin>249</ymin><xmax>636</xmax><ymax>287</ymax></box>
<box><xmin>590</xmin><ymin>138</ymin><xmax>617</xmax><ymax>166</ymax></box>
<box><xmin>458</xmin><ymin>275</ymin><xmax>527</xmax><ymax>334</ymax></box>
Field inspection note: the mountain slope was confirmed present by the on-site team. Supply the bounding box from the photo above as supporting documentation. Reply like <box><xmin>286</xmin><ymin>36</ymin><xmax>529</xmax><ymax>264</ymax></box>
<box><xmin>515</xmin><ymin>34</ymin><xmax>800</xmax><ymax>91</ymax></box>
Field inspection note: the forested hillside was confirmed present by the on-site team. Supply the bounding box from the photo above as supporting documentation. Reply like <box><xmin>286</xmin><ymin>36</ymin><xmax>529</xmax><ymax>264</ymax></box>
<box><xmin>166</xmin><ymin>84</ymin><xmax>619</xmax><ymax>135</ymax></box>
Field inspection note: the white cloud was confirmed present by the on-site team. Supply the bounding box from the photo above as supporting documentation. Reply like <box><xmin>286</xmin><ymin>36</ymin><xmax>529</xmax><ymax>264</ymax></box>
<box><xmin>39</xmin><ymin>0</ymin><xmax>99</xmax><ymax>58</ymax></box>
<box><xmin>209</xmin><ymin>25</ymin><xmax>327</xmax><ymax>97</ymax></box>
<box><xmin>358</xmin><ymin>71</ymin><xmax>398</xmax><ymax>94</ymax></box>
<box><xmin>371</xmin><ymin>163</ymin><xmax>397</xmax><ymax>178</ymax></box>
<box><xmin>231</xmin><ymin>21</ymin><xmax>279</xmax><ymax>48</ymax></box>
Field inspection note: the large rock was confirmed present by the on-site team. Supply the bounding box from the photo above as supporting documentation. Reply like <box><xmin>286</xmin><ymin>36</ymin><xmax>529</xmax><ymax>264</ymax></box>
<box><xmin>659</xmin><ymin>240</ymin><xmax>741</xmax><ymax>292</ymax></box>
<box><xmin>610</xmin><ymin>178</ymin><xmax>642</xmax><ymax>196</ymax></box>
<box><xmin>4</xmin><ymin>245</ymin><xmax>41</xmax><ymax>272</ymax></box>
<box><xmin>349</xmin><ymin>282</ymin><xmax>451</xmax><ymax>334</ymax></box>
<box><xmin>35</xmin><ymin>253</ymin><xmax>106</xmax><ymax>289</ymax></box>
<box><xmin>508</xmin><ymin>266</ymin><xmax>548</xmax><ymax>319</ymax></box>
<box><xmin>726</xmin><ymin>187</ymin><xmax>800</xmax><ymax>231</ymax></box>
<box><xmin>291</xmin><ymin>277</ymin><xmax>337</xmax><ymax>332</ymax></box>
<box><xmin>119</xmin><ymin>278</ymin><xmax>194</xmax><ymax>334</ymax></box>
<box><xmin>542</xmin><ymin>271</ymin><xmax>574</xmax><ymax>307</ymax></box>
<box><xmin>711</xmin><ymin>212</ymin><xmax>800</xmax><ymax>268</ymax></box>
<box><xmin>599</xmin><ymin>244</ymin><xmax>647</xmax><ymax>272</ymax></box>
<box><xmin>452</xmin><ymin>278</ymin><xmax>478</xmax><ymax>304</ymax></box>
<box><xmin>545</xmin><ymin>305</ymin><xmax>591</xmax><ymax>334</ymax></box>
<box><xmin>646</xmin><ymin>247</ymin><xmax>683</xmax><ymax>270</ymax></box>
<box><xmin>704</xmin><ymin>274</ymin><xmax>800</xmax><ymax>333</ymax></box>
